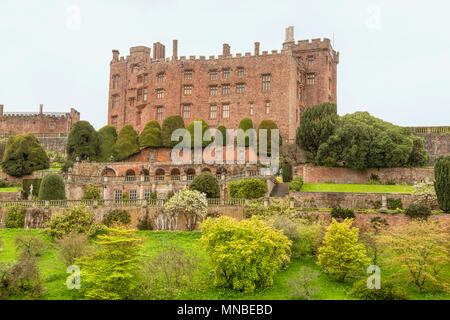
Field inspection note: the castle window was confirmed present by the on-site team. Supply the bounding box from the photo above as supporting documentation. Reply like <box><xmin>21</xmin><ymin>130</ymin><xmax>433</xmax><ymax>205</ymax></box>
<box><xmin>210</xmin><ymin>86</ymin><xmax>218</xmax><ymax>96</ymax></box>
<box><xmin>112</xmin><ymin>95</ymin><xmax>119</xmax><ymax>108</ymax></box>
<box><xmin>238</xmin><ymin>68</ymin><xmax>244</xmax><ymax>78</ymax></box>
<box><xmin>137</xmin><ymin>75</ymin><xmax>143</xmax><ymax>83</ymax></box>
<box><xmin>184</xmin><ymin>70</ymin><xmax>193</xmax><ymax>79</ymax></box>
<box><xmin>144</xmin><ymin>74</ymin><xmax>148</xmax><ymax>83</ymax></box>
<box><xmin>266</xmin><ymin>101</ymin><xmax>270</xmax><ymax>114</ymax></box>
<box><xmin>157</xmin><ymin>72</ymin><xmax>165</xmax><ymax>83</ymax></box>
<box><xmin>157</xmin><ymin>89</ymin><xmax>164</xmax><ymax>99</ymax></box>
<box><xmin>307</xmin><ymin>73</ymin><xmax>315</xmax><ymax>85</ymax></box>
<box><xmin>307</xmin><ymin>56</ymin><xmax>314</xmax><ymax>66</ymax></box>
<box><xmin>250</xmin><ymin>103</ymin><xmax>254</xmax><ymax>115</ymax></box>
<box><xmin>183</xmin><ymin>105</ymin><xmax>191</xmax><ymax>118</ymax></box>
<box><xmin>143</xmin><ymin>88</ymin><xmax>148</xmax><ymax>101</ymax></box>
<box><xmin>50</xmin><ymin>121</ymin><xmax>56</xmax><ymax>130</ymax></box>
<box><xmin>262</xmin><ymin>74</ymin><xmax>271</xmax><ymax>91</ymax></box>
<box><xmin>144</xmin><ymin>189</ymin><xmax>151</xmax><ymax>200</ymax></box>
<box><xmin>129</xmin><ymin>189</ymin><xmax>137</xmax><ymax>200</ymax></box>
<box><xmin>157</xmin><ymin>106</ymin><xmax>163</xmax><ymax>120</ymax></box>
<box><xmin>236</xmin><ymin>84</ymin><xmax>245</xmax><ymax>94</ymax></box>
<box><xmin>222</xmin><ymin>84</ymin><xmax>230</xmax><ymax>95</ymax></box>
<box><xmin>210</xmin><ymin>105</ymin><xmax>217</xmax><ymax>119</ymax></box>
<box><xmin>114</xmin><ymin>190</ymin><xmax>123</xmax><ymax>203</ymax></box>
<box><xmin>298</xmin><ymin>72</ymin><xmax>302</xmax><ymax>84</ymax></box>
<box><xmin>184</xmin><ymin>85</ymin><xmax>192</xmax><ymax>95</ymax></box>
<box><xmin>223</xmin><ymin>69</ymin><xmax>230</xmax><ymax>79</ymax></box>
<box><xmin>113</xmin><ymin>75</ymin><xmax>119</xmax><ymax>89</ymax></box>
<box><xmin>210</xmin><ymin>70</ymin><xmax>218</xmax><ymax>80</ymax></box>
<box><xmin>137</xmin><ymin>89</ymin><xmax>142</xmax><ymax>101</ymax></box>
<box><xmin>222</xmin><ymin>104</ymin><xmax>230</xmax><ymax>118</ymax></box>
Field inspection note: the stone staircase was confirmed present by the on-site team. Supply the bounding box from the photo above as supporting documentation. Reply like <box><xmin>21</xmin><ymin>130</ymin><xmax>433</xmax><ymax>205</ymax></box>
<box><xmin>270</xmin><ymin>182</ymin><xmax>289</xmax><ymax>198</ymax></box>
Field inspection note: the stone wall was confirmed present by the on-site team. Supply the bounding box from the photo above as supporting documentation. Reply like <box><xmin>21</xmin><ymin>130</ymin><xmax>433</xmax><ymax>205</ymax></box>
<box><xmin>295</xmin><ymin>166</ymin><xmax>434</xmax><ymax>185</ymax></box>
<box><xmin>414</xmin><ymin>132</ymin><xmax>449</xmax><ymax>164</ymax></box>
<box><xmin>0</xmin><ymin>192</ymin><xmax>20</xmax><ymax>201</ymax></box>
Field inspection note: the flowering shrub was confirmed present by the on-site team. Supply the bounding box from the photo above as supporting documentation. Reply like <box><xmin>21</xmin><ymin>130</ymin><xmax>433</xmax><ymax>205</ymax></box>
<box><xmin>164</xmin><ymin>189</ymin><xmax>208</xmax><ymax>231</ymax></box>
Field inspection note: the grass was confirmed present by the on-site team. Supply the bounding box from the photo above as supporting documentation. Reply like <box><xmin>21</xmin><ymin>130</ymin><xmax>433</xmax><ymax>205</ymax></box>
<box><xmin>0</xmin><ymin>229</ymin><xmax>448</xmax><ymax>300</ymax></box>
<box><xmin>301</xmin><ymin>183</ymin><xmax>414</xmax><ymax>194</ymax></box>
<box><xmin>0</xmin><ymin>187</ymin><xmax>20</xmax><ymax>192</ymax></box>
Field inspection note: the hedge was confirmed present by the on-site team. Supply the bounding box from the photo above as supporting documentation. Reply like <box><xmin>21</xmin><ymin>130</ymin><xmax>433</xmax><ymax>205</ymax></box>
<box><xmin>38</xmin><ymin>173</ymin><xmax>66</xmax><ymax>200</ymax></box>
<box><xmin>112</xmin><ymin>125</ymin><xmax>140</xmax><ymax>161</ymax></box>
<box><xmin>229</xmin><ymin>178</ymin><xmax>268</xmax><ymax>199</ymax></box>
<box><xmin>161</xmin><ymin>115</ymin><xmax>185</xmax><ymax>147</ymax></box>
<box><xmin>139</xmin><ymin>120</ymin><xmax>162</xmax><ymax>148</ymax></box>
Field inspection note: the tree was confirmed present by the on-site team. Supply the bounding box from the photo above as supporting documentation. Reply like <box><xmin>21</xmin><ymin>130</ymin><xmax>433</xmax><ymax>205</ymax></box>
<box><xmin>75</xmin><ymin>227</ymin><xmax>144</xmax><ymax>300</ymax></box>
<box><xmin>288</xmin><ymin>176</ymin><xmax>304</xmax><ymax>192</ymax></box>
<box><xmin>281</xmin><ymin>162</ymin><xmax>292</xmax><ymax>182</ymax></box>
<box><xmin>164</xmin><ymin>189</ymin><xmax>208</xmax><ymax>231</ymax></box>
<box><xmin>257</xmin><ymin>120</ymin><xmax>279</xmax><ymax>155</ymax></box>
<box><xmin>229</xmin><ymin>178</ymin><xmax>268</xmax><ymax>199</ymax></box>
<box><xmin>5</xmin><ymin>205</ymin><xmax>25</xmax><ymax>228</ymax></box>
<box><xmin>186</xmin><ymin>118</ymin><xmax>211</xmax><ymax>148</ymax></box>
<box><xmin>288</xmin><ymin>267</ymin><xmax>320</xmax><ymax>300</ymax></box>
<box><xmin>200</xmin><ymin>216</ymin><xmax>291</xmax><ymax>292</ymax></box>
<box><xmin>377</xmin><ymin>220</ymin><xmax>449</xmax><ymax>293</ymax></box>
<box><xmin>161</xmin><ymin>115</ymin><xmax>185</xmax><ymax>147</ymax></box>
<box><xmin>66</xmin><ymin>120</ymin><xmax>99</xmax><ymax>161</ymax></box>
<box><xmin>97</xmin><ymin>125</ymin><xmax>117</xmax><ymax>162</ymax></box>
<box><xmin>1</xmin><ymin>134</ymin><xmax>49</xmax><ymax>177</ymax></box>
<box><xmin>317</xmin><ymin>219</ymin><xmax>369</xmax><ymax>281</ymax></box>
<box><xmin>296</xmin><ymin>102</ymin><xmax>338</xmax><ymax>156</ymax></box>
<box><xmin>408</xmin><ymin>136</ymin><xmax>430</xmax><ymax>166</ymax></box>
<box><xmin>139</xmin><ymin>120</ymin><xmax>162</xmax><ymax>148</ymax></box>
<box><xmin>82</xmin><ymin>184</ymin><xmax>102</xmax><ymax>200</ymax></box>
<box><xmin>434</xmin><ymin>154</ymin><xmax>450</xmax><ymax>212</ymax></box>
<box><xmin>237</xmin><ymin>118</ymin><xmax>254</xmax><ymax>147</ymax></box>
<box><xmin>112</xmin><ymin>124</ymin><xmax>140</xmax><ymax>161</ymax></box>
<box><xmin>189</xmin><ymin>171</ymin><xmax>220</xmax><ymax>198</ymax></box>
<box><xmin>38</xmin><ymin>173</ymin><xmax>66</xmax><ymax>200</ymax></box>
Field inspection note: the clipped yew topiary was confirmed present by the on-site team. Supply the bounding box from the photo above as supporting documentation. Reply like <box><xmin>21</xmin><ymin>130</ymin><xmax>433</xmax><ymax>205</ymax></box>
<box><xmin>186</xmin><ymin>119</ymin><xmax>211</xmax><ymax>148</ymax></box>
<box><xmin>257</xmin><ymin>120</ymin><xmax>279</xmax><ymax>155</ymax></box>
<box><xmin>216</xmin><ymin>125</ymin><xmax>228</xmax><ymax>146</ymax></box>
<box><xmin>189</xmin><ymin>171</ymin><xmax>220</xmax><ymax>198</ymax></box>
<box><xmin>237</xmin><ymin>118</ymin><xmax>254</xmax><ymax>147</ymax></box>
<box><xmin>161</xmin><ymin>115</ymin><xmax>185</xmax><ymax>147</ymax></box>
<box><xmin>38</xmin><ymin>173</ymin><xmax>66</xmax><ymax>200</ymax></box>
<box><xmin>97</xmin><ymin>125</ymin><xmax>117</xmax><ymax>162</ymax></box>
<box><xmin>281</xmin><ymin>162</ymin><xmax>293</xmax><ymax>182</ymax></box>
<box><xmin>139</xmin><ymin>120</ymin><xmax>162</xmax><ymax>148</ymax></box>
<box><xmin>66</xmin><ymin>120</ymin><xmax>99</xmax><ymax>161</ymax></box>
<box><xmin>1</xmin><ymin>134</ymin><xmax>49</xmax><ymax>177</ymax></box>
<box><xmin>434</xmin><ymin>154</ymin><xmax>450</xmax><ymax>212</ymax></box>
<box><xmin>112</xmin><ymin>125</ymin><xmax>140</xmax><ymax>161</ymax></box>
<box><xmin>103</xmin><ymin>210</ymin><xmax>131</xmax><ymax>227</ymax></box>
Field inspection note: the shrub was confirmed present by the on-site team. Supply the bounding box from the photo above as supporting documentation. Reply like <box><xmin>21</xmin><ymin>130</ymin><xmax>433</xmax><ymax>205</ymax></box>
<box><xmin>215</xmin><ymin>125</ymin><xmax>228</xmax><ymax>146</ymax></box>
<box><xmin>22</xmin><ymin>179</ymin><xmax>41</xmax><ymax>199</ymax></box>
<box><xmin>97</xmin><ymin>125</ymin><xmax>117</xmax><ymax>161</ymax></box>
<box><xmin>5</xmin><ymin>205</ymin><xmax>25</xmax><ymax>228</ymax></box>
<box><xmin>45</xmin><ymin>205</ymin><xmax>103</xmax><ymax>239</ymax></box>
<box><xmin>229</xmin><ymin>178</ymin><xmax>268</xmax><ymax>199</ymax></box>
<box><xmin>200</xmin><ymin>216</ymin><xmax>291</xmax><ymax>292</ymax></box>
<box><xmin>137</xmin><ymin>212</ymin><xmax>153</xmax><ymax>231</ymax></box>
<box><xmin>237</xmin><ymin>118</ymin><xmax>254</xmax><ymax>147</ymax></box>
<box><xmin>82</xmin><ymin>184</ymin><xmax>102</xmax><ymax>200</ymax></box>
<box><xmin>318</xmin><ymin>219</ymin><xmax>369</xmax><ymax>281</ymax></box>
<box><xmin>281</xmin><ymin>162</ymin><xmax>292</xmax><ymax>182</ymax></box>
<box><xmin>161</xmin><ymin>115</ymin><xmax>185</xmax><ymax>148</ymax></box>
<box><xmin>288</xmin><ymin>267</ymin><xmax>320</xmax><ymax>300</ymax></box>
<box><xmin>412</xmin><ymin>180</ymin><xmax>438</xmax><ymax>209</ymax></box>
<box><xmin>350</xmin><ymin>279</ymin><xmax>409</xmax><ymax>300</ymax></box>
<box><xmin>189</xmin><ymin>171</ymin><xmax>220</xmax><ymax>198</ymax></box>
<box><xmin>61</xmin><ymin>159</ymin><xmax>74</xmax><ymax>173</ymax></box>
<box><xmin>1</xmin><ymin>134</ymin><xmax>49</xmax><ymax>177</ymax></box>
<box><xmin>112</xmin><ymin>124</ymin><xmax>140</xmax><ymax>161</ymax></box>
<box><xmin>384</xmin><ymin>178</ymin><xmax>396</xmax><ymax>185</ymax></box>
<box><xmin>38</xmin><ymin>173</ymin><xmax>66</xmax><ymax>200</ymax></box>
<box><xmin>405</xmin><ymin>203</ymin><xmax>431</xmax><ymax>220</ymax></box>
<box><xmin>54</xmin><ymin>232</ymin><xmax>91</xmax><ymax>267</ymax></box>
<box><xmin>0</xmin><ymin>178</ymin><xmax>10</xmax><ymax>188</ymax></box>
<box><xmin>295</xmin><ymin>222</ymin><xmax>324</xmax><ymax>259</ymax></box>
<box><xmin>288</xmin><ymin>176</ymin><xmax>304</xmax><ymax>192</ymax></box>
<box><xmin>75</xmin><ymin>227</ymin><xmax>144</xmax><ymax>300</ymax></box>
<box><xmin>139</xmin><ymin>120</ymin><xmax>162</xmax><ymax>148</ymax></box>
<box><xmin>103</xmin><ymin>209</ymin><xmax>131</xmax><ymax>227</ymax></box>
<box><xmin>434</xmin><ymin>155</ymin><xmax>450</xmax><ymax>212</ymax></box>
<box><xmin>186</xmin><ymin>119</ymin><xmax>211</xmax><ymax>148</ymax></box>
<box><xmin>331</xmin><ymin>208</ymin><xmax>355</xmax><ymax>220</ymax></box>
<box><xmin>167</xmin><ymin>191</ymin><xmax>174</xmax><ymax>200</ymax></box>
<box><xmin>66</xmin><ymin>120</ymin><xmax>99</xmax><ymax>161</ymax></box>
<box><xmin>387</xmin><ymin>198</ymin><xmax>402</xmax><ymax>210</ymax></box>
<box><xmin>164</xmin><ymin>189</ymin><xmax>208</xmax><ymax>231</ymax></box>
<box><xmin>150</xmin><ymin>192</ymin><xmax>157</xmax><ymax>200</ymax></box>
<box><xmin>257</xmin><ymin>120</ymin><xmax>279</xmax><ymax>155</ymax></box>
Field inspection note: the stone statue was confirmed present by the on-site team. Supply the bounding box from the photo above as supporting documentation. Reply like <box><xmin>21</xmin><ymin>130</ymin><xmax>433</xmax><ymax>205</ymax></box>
<box><xmin>28</xmin><ymin>184</ymin><xmax>33</xmax><ymax>200</ymax></box>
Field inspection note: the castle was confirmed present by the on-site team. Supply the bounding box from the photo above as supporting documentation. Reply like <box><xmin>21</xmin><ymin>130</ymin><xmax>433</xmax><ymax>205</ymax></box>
<box><xmin>108</xmin><ymin>26</ymin><xmax>339</xmax><ymax>142</ymax></box>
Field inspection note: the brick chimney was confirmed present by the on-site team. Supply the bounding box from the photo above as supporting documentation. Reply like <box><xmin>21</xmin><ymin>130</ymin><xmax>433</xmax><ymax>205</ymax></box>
<box><xmin>285</xmin><ymin>26</ymin><xmax>295</xmax><ymax>42</ymax></box>
<box><xmin>112</xmin><ymin>50</ymin><xmax>120</xmax><ymax>62</ymax></box>
<box><xmin>173</xmin><ymin>40</ymin><xmax>178</xmax><ymax>60</ymax></box>
<box><xmin>0</xmin><ymin>104</ymin><xmax>3</xmax><ymax>116</ymax></box>
<box><xmin>153</xmin><ymin>42</ymin><xmax>166</xmax><ymax>60</ymax></box>
<box><xmin>254</xmin><ymin>42</ymin><xmax>260</xmax><ymax>56</ymax></box>
<box><xmin>39</xmin><ymin>104</ymin><xmax>43</xmax><ymax>115</ymax></box>
<box><xmin>223</xmin><ymin>43</ymin><xmax>231</xmax><ymax>56</ymax></box>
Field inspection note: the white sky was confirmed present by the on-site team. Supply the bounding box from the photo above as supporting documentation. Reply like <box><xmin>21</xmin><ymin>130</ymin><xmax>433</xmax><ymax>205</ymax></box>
<box><xmin>0</xmin><ymin>0</ymin><xmax>449</xmax><ymax>129</ymax></box>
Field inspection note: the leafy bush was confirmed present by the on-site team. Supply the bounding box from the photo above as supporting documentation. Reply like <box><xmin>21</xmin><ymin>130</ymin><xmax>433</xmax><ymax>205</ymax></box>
<box><xmin>331</xmin><ymin>208</ymin><xmax>355</xmax><ymax>220</ymax></box>
<box><xmin>103</xmin><ymin>209</ymin><xmax>131</xmax><ymax>227</ymax></box>
<box><xmin>237</xmin><ymin>118</ymin><xmax>254</xmax><ymax>147</ymax></box>
<box><xmin>137</xmin><ymin>212</ymin><xmax>153</xmax><ymax>230</ymax></box>
<box><xmin>97</xmin><ymin>125</ymin><xmax>117</xmax><ymax>161</ymax></box>
<box><xmin>295</xmin><ymin>222</ymin><xmax>324</xmax><ymax>259</ymax></box>
<box><xmin>164</xmin><ymin>189</ymin><xmax>208</xmax><ymax>231</ymax></box>
<box><xmin>288</xmin><ymin>176</ymin><xmax>304</xmax><ymax>192</ymax></box>
<box><xmin>167</xmin><ymin>191</ymin><xmax>174</xmax><ymax>200</ymax></box>
<box><xmin>387</xmin><ymin>198</ymin><xmax>403</xmax><ymax>210</ymax></box>
<box><xmin>412</xmin><ymin>180</ymin><xmax>438</xmax><ymax>209</ymax></box>
<box><xmin>434</xmin><ymin>155</ymin><xmax>450</xmax><ymax>212</ymax></box>
<box><xmin>281</xmin><ymin>162</ymin><xmax>292</xmax><ymax>182</ymax></box>
<box><xmin>54</xmin><ymin>232</ymin><xmax>91</xmax><ymax>267</ymax></box>
<box><xmin>5</xmin><ymin>205</ymin><xmax>25</xmax><ymax>228</ymax></box>
<box><xmin>189</xmin><ymin>171</ymin><xmax>220</xmax><ymax>198</ymax></box>
<box><xmin>384</xmin><ymin>178</ymin><xmax>396</xmax><ymax>185</ymax></box>
<box><xmin>112</xmin><ymin>124</ymin><xmax>140</xmax><ymax>161</ymax></box>
<box><xmin>139</xmin><ymin>120</ymin><xmax>162</xmax><ymax>148</ymax></box>
<box><xmin>38</xmin><ymin>173</ymin><xmax>66</xmax><ymax>200</ymax></box>
<box><xmin>200</xmin><ymin>216</ymin><xmax>291</xmax><ymax>292</ymax></box>
<box><xmin>150</xmin><ymin>192</ymin><xmax>157</xmax><ymax>200</ymax></box>
<box><xmin>350</xmin><ymin>279</ymin><xmax>409</xmax><ymax>300</ymax></box>
<box><xmin>186</xmin><ymin>119</ymin><xmax>211</xmax><ymax>148</ymax></box>
<box><xmin>45</xmin><ymin>205</ymin><xmax>103</xmax><ymax>239</ymax></box>
<box><xmin>288</xmin><ymin>267</ymin><xmax>320</xmax><ymax>300</ymax></box>
<box><xmin>1</xmin><ymin>134</ymin><xmax>49</xmax><ymax>177</ymax></box>
<box><xmin>257</xmin><ymin>120</ymin><xmax>279</xmax><ymax>155</ymax></box>
<box><xmin>161</xmin><ymin>115</ymin><xmax>185</xmax><ymax>148</ymax></box>
<box><xmin>82</xmin><ymin>184</ymin><xmax>102</xmax><ymax>200</ymax></box>
<box><xmin>229</xmin><ymin>178</ymin><xmax>268</xmax><ymax>199</ymax></box>
<box><xmin>405</xmin><ymin>203</ymin><xmax>431</xmax><ymax>220</ymax></box>
<box><xmin>0</xmin><ymin>178</ymin><xmax>11</xmax><ymax>188</ymax></box>
<box><xmin>22</xmin><ymin>179</ymin><xmax>41</xmax><ymax>199</ymax></box>
<box><xmin>67</xmin><ymin>120</ymin><xmax>99</xmax><ymax>161</ymax></box>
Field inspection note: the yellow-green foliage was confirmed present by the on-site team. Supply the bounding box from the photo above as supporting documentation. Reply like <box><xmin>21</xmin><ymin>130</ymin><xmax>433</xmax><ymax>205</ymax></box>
<box><xmin>200</xmin><ymin>216</ymin><xmax>291</xmax><ymax>292</ymax></box>
<box><xmin>318</xmin><ymin>219</ymin><xmax>369</xmax><ymax>281</ymax></box>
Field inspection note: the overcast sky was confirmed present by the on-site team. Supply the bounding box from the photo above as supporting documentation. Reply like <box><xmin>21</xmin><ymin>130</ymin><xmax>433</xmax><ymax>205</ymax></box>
<box><xmin>0</xmin><ymin>0</ymin><xmax>449</xmax><ymax>129</ymax></box>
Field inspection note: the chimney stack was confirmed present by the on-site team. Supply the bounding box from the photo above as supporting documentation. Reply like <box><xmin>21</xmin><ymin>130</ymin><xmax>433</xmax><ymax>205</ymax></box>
<box><xmin>223</xmin><ymin>43</ymin><xmax>231</xmax><ymax>56</ymax></box>
<box><xmin>254</xmin><ymin>42</ymin><xmax>260</xmax><ymax>56</ymax></box>
<box><xmin>173</xmin><ymin>40</ymin><xmax>178</xmax><ymax>60</ymax></box>
<box><xmin>153</xmin><ymin>42</ymin><xmax>166</xmax><ymax>60</ymax></box>
<box><xmin>39</xmin><ymin>104</ymin><xmax>43</xmax><ymax>115</ymax></box>
<box><xmin>112</xmin><ymin>50</ymin><xmax>120</xmax><ymax>61</ymax></box>
<box><xmin>285</xmin><ymin>26</ymin><xmax>295</xmax><ymax>42</ymax></box>
<box><xmin>0</xmin><ymin>104</ymin><xmax>3</xmax><ymax>116</ymax></box>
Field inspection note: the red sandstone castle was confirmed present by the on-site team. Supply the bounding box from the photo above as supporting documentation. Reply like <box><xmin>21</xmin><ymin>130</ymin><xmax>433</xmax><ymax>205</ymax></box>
<box><xmin>108</xmin><ymin>26</ymin><xmax>338</xmax><ymax>142</ymax></box>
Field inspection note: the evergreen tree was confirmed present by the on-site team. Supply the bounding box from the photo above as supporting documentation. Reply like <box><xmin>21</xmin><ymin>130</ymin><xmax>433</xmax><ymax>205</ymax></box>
<box><xmin>161</xmin><ymin>115</ymin><xmax>185</xmax><ymax>147</ymax></box>
<box><xmin>139</xmin><ymin>120</ymin><xmax>162</xmax><ymax>148</ymax></box>
<box><xmin>112</xmin><ymin>125</ymin><xmax>140</xmax><ymax>161</ymax></box>
<box><xmin>97</xmin><ymin>125</ymin><xmax>117</xmax><ymax>161</ymax></box>
<box><xmin>434</xmin><ymin>155</ymin><xmax>450</xmax><ymax>212</ymax></box>
<box><xmin>66</xmin><ymin>121</ymin><xmax>99</xmax><ymax>161</ymax></box>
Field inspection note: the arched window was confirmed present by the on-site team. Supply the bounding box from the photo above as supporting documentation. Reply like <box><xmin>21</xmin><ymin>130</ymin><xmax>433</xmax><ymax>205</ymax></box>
<box><xmin>125</xmin><ymin>169</ymin><xmax>136</xmax><ymax>181</ymax></box>
<box><xmin>201</xmin><ymin>168</ymin><xmax>212</xmax><ymax>173</ymax></box>
<box><xmin>185</xmin><ymin>168</ymin><xmax>196</xmax><ymax>181</ymax></box>
<box><xmin>171</xmin><ymin>168</ymin><xmax>181</xmax><ymax>181</ymax></box>
<box><xmin>155</xmin><ymin>168</ymin><xmax>165</xmax><ymax>181</ymax></box>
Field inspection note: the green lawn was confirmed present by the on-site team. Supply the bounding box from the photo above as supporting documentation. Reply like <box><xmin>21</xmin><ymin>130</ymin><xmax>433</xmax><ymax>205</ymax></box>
<box><xmin>301</xmin><ymin>183</ymin><xmax>414</xmax><ymax>194</ymax></box>
<box><xmin>0</xmin><ymin>229</ymin><xmax>447</xmax><ymax>300</ymax></box>
<box><xmin>0</xmin><ymin>187</ymin><xmax>20</xmax><ymax>192</ymax></box>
